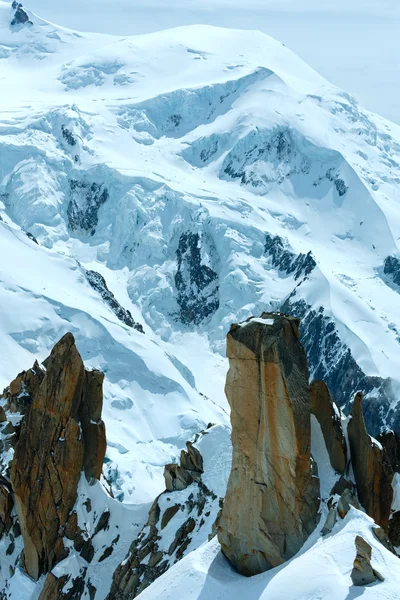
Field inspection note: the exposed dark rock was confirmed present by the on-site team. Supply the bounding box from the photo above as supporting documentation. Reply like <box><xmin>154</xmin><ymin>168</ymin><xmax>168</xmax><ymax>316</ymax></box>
<box><xmin>10</xmin><ymin>3</ymin><xmax>32</xmax><ymax>26</ymax></box>
<box><xmin>175</xmin><ymin>232</ymin><xmax>219</xmax><ymax>325</ymax></box>
<box><xmin>281</xmin><ymin>298</ymin><xmax>393</xmax><ymax>436</ymax></box>
<box><xmin>310</xmin><ymin>380</ymin><xmax>347</xmax><ymax>474</ymax></box>
<box><xmin>80</xmin><ymin>539</ymin><xmax>95</xmax><ymax>563</ymax></box>
<box><xmin>168</xmin><ymin>517</ymin><xmax>195</xmax><ymax>558</ymax></box>
<box><xmin>348</xmin><ymin>392</ymin><xmax>394</xmax><ymax>531</ymax></box>
<box><xmin>337</xmin><ymin>489</ymin><xmax>360</xmax><ymax>519</ymax></box>
<box><xmin>85</xmin><ymin>269</ymin><xmax>144</xmax><ymax>332</ymax></box>
<box><xmin>26</xmin><ymin>231</ymin><xmax>38</xmax><ymax>244</ymax></box>
<box><xmin>39</xmin><ymin>570</ymin><xmax>87</xmax><ymax>600</ymax></box>
<box><xmin>388</xmin><ymin>512</ymin><xmax>400</xmax><ymax>547</ymax></box>
<box><xmin>351</xmin><ymin>535</ymin><xmax>384</xmax><ymax>586</ymax></box>
<box><xmin>383</xmin><ymin>255</ymin><xmax>400</xmax><ymax>287</ymax></box>
<box><xmin>61</xmin><ymin>125</ymin><xmax>77</xmax><ymax>147</ymax></box>
<box><xmin>88</xmin><ymin>581</ymin><xmax>96</xmax><ymax>600</ymax></box>
<box><xmin>319</xmin><ymin>168</ymin><xmax>348</xmax><ymax>196</ymax></box>
<box><xmin>265</xmin><ymin>233</ymin><xmax>316</xmax><ymax>280</ymax></box>
<box><xmin>6</xmin><ymin>333</ymin><xmax>106</xmax><ymax>580</ymax></box>
<box><xmin>222</xmin><ymin>126</ymin><xmax>310</xmax><ymax>189</ymax></box>
<box><xmin>67</xmin><ymin>180</ymin><xmax>109</xmax><ymax>236</ymax></box>
<box><xmin>2</xmin><ymin>422</ymin><xmax>15</xmax><ymax>435</ymax></box>
<box><xmin>93</xmin><ymin>510</ymin><xmax>110</xmax><ymax>537</ymax></box>
<box><xmin>161</xmin><ymin>505</ymin><xmax>180</xmax><ymax>530</ymax></box>
<box><xmin>377</xmin><ymin>429</ymin><xmax>400</xmax><ymax>472</ymax></box>
<box><xmin>99</xmin><ymin>544</ymin><xmax>115</xmax><ymax>562</ymax></box>
<box><xmin>218</xmin><ymin>313</ymin><xmax>320</xmax><ymax>576</ymax></box>
<box><xmin>107</xmin><ymin>433</ymin><xmax>220</xmax><ymax>600</ymax></box>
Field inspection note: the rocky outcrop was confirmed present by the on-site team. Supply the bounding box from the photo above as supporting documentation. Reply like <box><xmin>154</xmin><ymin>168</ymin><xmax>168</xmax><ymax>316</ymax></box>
<box><xmin>351</xmin><ymin>535</ymin><xmax>383</xmax><ymax>586</ymax></box>
<box><xmin>163</xmin><ymin>440</ymin><xmax>204</xmax><ymax>492</ymax></box>
<box><xmin>85</xmin><ymin>269</ymin><xmax>144</xmax><ymax>332</ymax></box>
<box><xmin>10</xmin><ymin>2</ymin><xmax>32</xmax><ymax>27</ymax></box>
<box><xmin>265</xmin><ymin>233</ymin><xmax>316</xmax><ymax>281</ymax></box>
<box><xmin>7</xmin><ymin>333</ymin><xmax>106</xmax><ymax>580</ymax></box>
<box><xmin>67</xmin><ymin>180</ymin><xmax>109</xmax><ymax>236</ymax></box>
<box><xmin>218</xmin><ymin>313</ymin><xmax>320</xmax><ymax>576</ymax></box>
<box><xmin>348</xmin><ymin>392</ymin><xmax>394</xmax><ymax>531</ymax></box>
<box><xmin>107</xmin><ymin>427</ymin><xmax>224</xmax><ymax>600</ymax></box>
<box><xmin>61</xmin><ymin>124</ymin><xmax>77</xmax><ymax>147</ymax></box>
<box><xmin>310</xmin><ymin>380</ymin><xmax>347</xmax><ymax>474</ymax></box>
<box><xmin>282</xmin><ymin>297</ymin><xmax>394</xmax><ymax>436</ymax></box>
<box><xmin>375</xmin><ymin>429</ymin><xmax>400</xmax><ymax>545</ymax></box>
<box><xmin>383</xmin><ymin>255</ymin><xmax>400</xmax><ymax>287</ymax></box>
<box><xmin>2</xmin><ymin>360</ymin><xmax>44</xmax><ymax>414</ymax></box>
<box><xmin>175</xmin><ymin>231</ymin><xmax>219</xmax><ymax>325</ymax></box>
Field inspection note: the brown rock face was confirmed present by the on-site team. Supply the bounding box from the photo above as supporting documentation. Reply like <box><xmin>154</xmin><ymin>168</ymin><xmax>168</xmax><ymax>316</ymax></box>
<box><xmin>348</xmin><ymin>392</ymin><xmax>394</xmax><ymax>531</ymax></box>
<box><xmin>3</xmin><ymin>360</ymin><xmax>45</xmax><ymax>414</ymax></box>
<box><xmin>218</xmin><ymin>314</ymin><xmax>320</xmax><ymax>576</ymax></box>
<box><xmin>310</xmin><ymin>380</ymin><xmax>347</xmax><ymax>474</ymax></box>
<box><xmin>9</xmin><ymin>333</ymin><xmax>106</xmax><ymax>581</ymax></box>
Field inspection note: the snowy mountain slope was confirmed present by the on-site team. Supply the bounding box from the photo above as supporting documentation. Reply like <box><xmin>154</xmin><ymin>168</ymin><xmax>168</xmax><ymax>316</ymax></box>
<box><xmin>137</xmin><ymin>511</ymin><xmax>400</xmax><ymax>600</ymax></box>
<box><xmin>0</xmin><ymin>217</ymin><xmax>227</xmax><ymax>505</ymax></box>
<box><xmin>1</xmin><ymin>0</ymin><xmax>400</xmax><ymax>446</ymax></box>
<box><xmin>136</xmin><ymin>412</ymin><xmax>400</xmax><ymax>600</ymax></box>
<box><xmin>1</xmin><ymin>2</ymin><xmax>400</xmax><ymax>598</ymax></box>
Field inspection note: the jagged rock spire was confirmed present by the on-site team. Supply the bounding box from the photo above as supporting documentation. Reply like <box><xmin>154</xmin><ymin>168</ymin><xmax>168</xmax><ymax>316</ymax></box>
<box><xmin>218</xmin><ymin>313</ymin><xmax>320</xmax><ymax>576</ymax></box>
<box><xmin>8</xmin><ymin>333</ymin><xmax>106</xmax><ymax>580</ymax></box>
<box><xmin>348</xmin><ymin>392</ymin><xmax>394</xmax><ymax>531</ymax></box>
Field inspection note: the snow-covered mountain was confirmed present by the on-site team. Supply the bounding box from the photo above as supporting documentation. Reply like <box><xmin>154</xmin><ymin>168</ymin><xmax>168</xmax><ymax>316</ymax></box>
<box><xmin>1</xmin><ymin>0</ymin><xmax>400</xmax><ymax>597</ymax></box>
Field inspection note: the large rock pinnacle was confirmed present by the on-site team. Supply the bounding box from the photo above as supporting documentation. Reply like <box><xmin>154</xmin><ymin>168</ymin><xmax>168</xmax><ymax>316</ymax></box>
<box><xmin>9</xmin><ymin>333</ymin><xmax>106</xmax><ymax>581</ymax></box>
<box><xmin>218</xmin><ymin>313</ymin><xmax>320</xmax><ymax>576</ymax></box>
<box><xmin>348</xmin><ymin>392</ymin><xmax>394</xmax><ymax>531</ymax></box>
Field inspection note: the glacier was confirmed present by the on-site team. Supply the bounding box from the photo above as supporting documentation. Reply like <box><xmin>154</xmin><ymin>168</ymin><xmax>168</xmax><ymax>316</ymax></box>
<box><xmin>1</xmin><ymin>0</ymin><xmax>400</xmax><ymax>596</ymax></box>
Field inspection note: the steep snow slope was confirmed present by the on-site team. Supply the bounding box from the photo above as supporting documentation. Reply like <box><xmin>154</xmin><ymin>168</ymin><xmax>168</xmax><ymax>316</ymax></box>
<box><xmin>1</xmin><ymin>0</ymin><xmax>400</xmax><ymax>507</ymax></box>
<box><xmin>24</xmin><ymin>0</ymin><xmax>400</xmax><ymax>125</ymax></box>
<box><xmin>138</xmin><ymin>511</ymin><xmax>400</xmax><ymax>600</ymax></box>
<box><xmin>137</xmin><ymin>412</ymin><xmax>400</xmax><ymax>600</ymax></box>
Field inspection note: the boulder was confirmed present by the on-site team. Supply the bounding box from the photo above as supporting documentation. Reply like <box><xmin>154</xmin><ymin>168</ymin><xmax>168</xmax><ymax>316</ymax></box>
<box><xmin>218</xmin><ymin>313</ymin><xmax>320</xmax><ymax>576</ymax></box>
<box><xmin>351</xmin><ymin>535</ymin><xmax>384</xmax><ymax>586</ymax></box>
<box><xmin>348</xmin><ymin>392</ymin><xmax>394</xmax><ymax>530</ymax></box>
<box><xmin>310</xmin><ymin>380</ymin><xmax>347</xmax><ymax>474</ymax></box>
<box><xmin>321</xmin><ymin>508</ymin><xmax>337</xmax><ymax>536</ymax></box>
<box><xmin>337</xmin><ymin>489</ymin><xmax>360</xmax><ymax>519</ymax></box>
